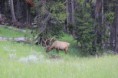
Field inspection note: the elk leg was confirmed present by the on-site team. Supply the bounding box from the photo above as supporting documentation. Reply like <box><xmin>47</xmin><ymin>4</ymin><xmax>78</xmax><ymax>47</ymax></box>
<box><xmin>56</xmin><ymin>49</ymin><xmax>59</xmax><ymax>54</ymax></box>
<box><xmin>64</xmin><ymin>47</ymin><xmax>68</xmax><ymax>54</ymax></box>
<box><xmin>64</xmin><ymin>49</ymin><xmax>67</xmax><ymax>54</ymax></box>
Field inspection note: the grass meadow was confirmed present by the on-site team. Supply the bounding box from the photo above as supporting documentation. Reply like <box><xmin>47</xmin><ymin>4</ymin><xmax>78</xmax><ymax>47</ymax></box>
<box><xmin>0</xmin><ymin>25</ymin><xmax>118</xmax><ymax>78</ymax></box>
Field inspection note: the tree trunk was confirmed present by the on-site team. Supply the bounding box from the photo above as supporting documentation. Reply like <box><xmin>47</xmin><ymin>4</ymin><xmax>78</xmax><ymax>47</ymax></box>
<box><xmin>71</xmin><ymin>0</ymin><xmax>75</xmax><ymax>25</ymax></box>
<box><xmin>94</xmin><ymin>0</ymin><xmax>103</xmax><ymax>49</ymax></box>
<box><xmin>66</xmin><ymin>0</ymin><xmax>75</xmax><ymax>34</ymax></box>
<box><xmin>110</xmin><ymin>17</ymin><xmax>116</xmax><ymax>50</ymax></box>
<box><xmin>9</xmin><ymin>0</ymin><xmax>17</xmax><ymax>22</ymax></box>
<box><xmin>114</xmin><ymin>0</ymin><xmax>118</xmax><ymax>53</ymax></box>
<box><xmin>26</xmin><ymin>4</ymin><xmax>31</xmax><ymax>24</ymax></box>
<box><xmin>0</xmin><ymin>0</ymin><xmax>5</xmax><ymax>14</ymax></box>
<box><xmin>16</xmin><ymin>0</ymin><xmax>21</xmax><ymax>21</ymax></box>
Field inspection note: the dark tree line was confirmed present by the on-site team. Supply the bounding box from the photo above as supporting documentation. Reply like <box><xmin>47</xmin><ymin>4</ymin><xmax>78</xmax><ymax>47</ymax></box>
<box><xmin>0</xmin><ymin>0</ymin><xmax>34</xmax><ymax>27</ymax></box>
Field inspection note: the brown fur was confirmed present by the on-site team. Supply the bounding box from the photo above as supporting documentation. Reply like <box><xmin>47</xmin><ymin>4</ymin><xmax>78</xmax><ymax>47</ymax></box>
<box><xmin>46</xmin><ymin>41</ymin><xmax>70</xmax><ymax>54</ymax></box>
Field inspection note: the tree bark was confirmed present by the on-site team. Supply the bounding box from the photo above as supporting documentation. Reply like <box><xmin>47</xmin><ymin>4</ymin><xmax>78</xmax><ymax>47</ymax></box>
<box><xmin>16</xmin><ymin>0</ymin><xmax>21</xmax><ymax>21</ymax></box>
<box><xmin>0</xmin><ymin>0</ymin><xmax>5</xmax><ymax>14</ymax></box>
<box><xmin>114</xmin><ymin>0</ymin><xmax>118</xmax><ymax>53</ymax></box>
<box><xmin>94</xmin><ymin>0</ymin><xmax>103</xmax><ymax>49</ymax></box>
<box><xmin>66</xmin><ymin>0</ymin><xmax>75</xmax><ymax>34</ymax></box>
<box><xmin>26</xmin><ymin>4</ymin><xmax>31</xmax><ymax>24</ymax></box>
<box><xmin>9</xmin><ymin>0</ymin><xmax>17</xmax><ymax>22</ymax></box>
<box><xmin>110</xmin><ymin>17</ymin><xmax>116</xmax><ymax>50</ymax></box>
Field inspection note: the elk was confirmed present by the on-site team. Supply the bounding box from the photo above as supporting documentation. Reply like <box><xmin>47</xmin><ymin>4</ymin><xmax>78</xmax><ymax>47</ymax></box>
<box><xmin>46</xmin><ymin>40</ymin><xmax>70</xmax><ymax>54</ymax></box>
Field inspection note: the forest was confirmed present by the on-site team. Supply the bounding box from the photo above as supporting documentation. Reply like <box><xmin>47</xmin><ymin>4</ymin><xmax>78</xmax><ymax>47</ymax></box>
<box><xmin>0</xmin><ymin>0</ymin><xmax>118</xmax><ymax>78</ymax></box>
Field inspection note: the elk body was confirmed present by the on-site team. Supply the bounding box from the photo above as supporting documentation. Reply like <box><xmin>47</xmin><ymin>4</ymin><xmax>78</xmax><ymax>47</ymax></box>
<box><xmin>46</xmin><ymin>40</ymin><xmax>70</xmax><ymax>54</ymax></box>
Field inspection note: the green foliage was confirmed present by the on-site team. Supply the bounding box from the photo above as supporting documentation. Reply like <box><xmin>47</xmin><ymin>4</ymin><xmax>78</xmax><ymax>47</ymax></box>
<box><xmin>105</xmin><ymin>12</ymin><xmax>114</xmax><ymax>24</ymax></box>
<box><xmin>47</xmin><ymin>1</ymin><xmax>66</xmax><ymax>21</ymax></box>
<box><xmin>32</xmin><ymin>16</ymin><xmax>63</xmax><ymax>41</ymax></box>
<box><xmin>32</xmin><ymin>0</ymin><xmax>66</xmax><ymax>45</ymax></box>
<box><xmin>75</xmin><ymin>3</ymin><xmax>95</xmax><ymax>55</ymax></box>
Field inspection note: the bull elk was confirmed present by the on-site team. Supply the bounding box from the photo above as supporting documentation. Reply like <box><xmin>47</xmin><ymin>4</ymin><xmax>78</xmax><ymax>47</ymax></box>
<box><xmin>46</xmin><ymin>40</ymin><xmax>70</xmax><ymax>54</ymax></box>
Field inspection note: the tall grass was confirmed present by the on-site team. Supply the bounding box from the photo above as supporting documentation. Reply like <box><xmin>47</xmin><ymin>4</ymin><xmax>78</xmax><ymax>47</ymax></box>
<box><xmin>0</xmin><ymin>26</ymin><xmax>118</xmax><ymax>78</ymax></box>
<box><xmin>0</xmin><ymin>55</ymin><xmax>118</xmax><ymax>78</ymax></box>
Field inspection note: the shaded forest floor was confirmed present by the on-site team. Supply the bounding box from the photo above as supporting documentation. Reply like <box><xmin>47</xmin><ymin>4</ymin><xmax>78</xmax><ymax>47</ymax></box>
<box><xmin>0</xmin><ymin>25</ymin><xmax>118</xmax><ymax>78</ymax></box>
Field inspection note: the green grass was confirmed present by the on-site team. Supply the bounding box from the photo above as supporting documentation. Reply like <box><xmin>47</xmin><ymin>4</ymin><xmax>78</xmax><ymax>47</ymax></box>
<box><xmin>0</xmin><ymin>54</ymin><xmax>118</xmax><ymax>78</ymax></box>
<box><xmin>0</xmin><ymin>41</ymin><xmax>44</xmax><ymax>58</ymax></box>
<box><xmin>0</xmin><ymin>25</ymin><xmax>27</xmax><ymax>37</ymax></box>
<box><xmin>0</xmin><ymin>25</ymin><xmax>118</xmax><ymax>78</ymax></box>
